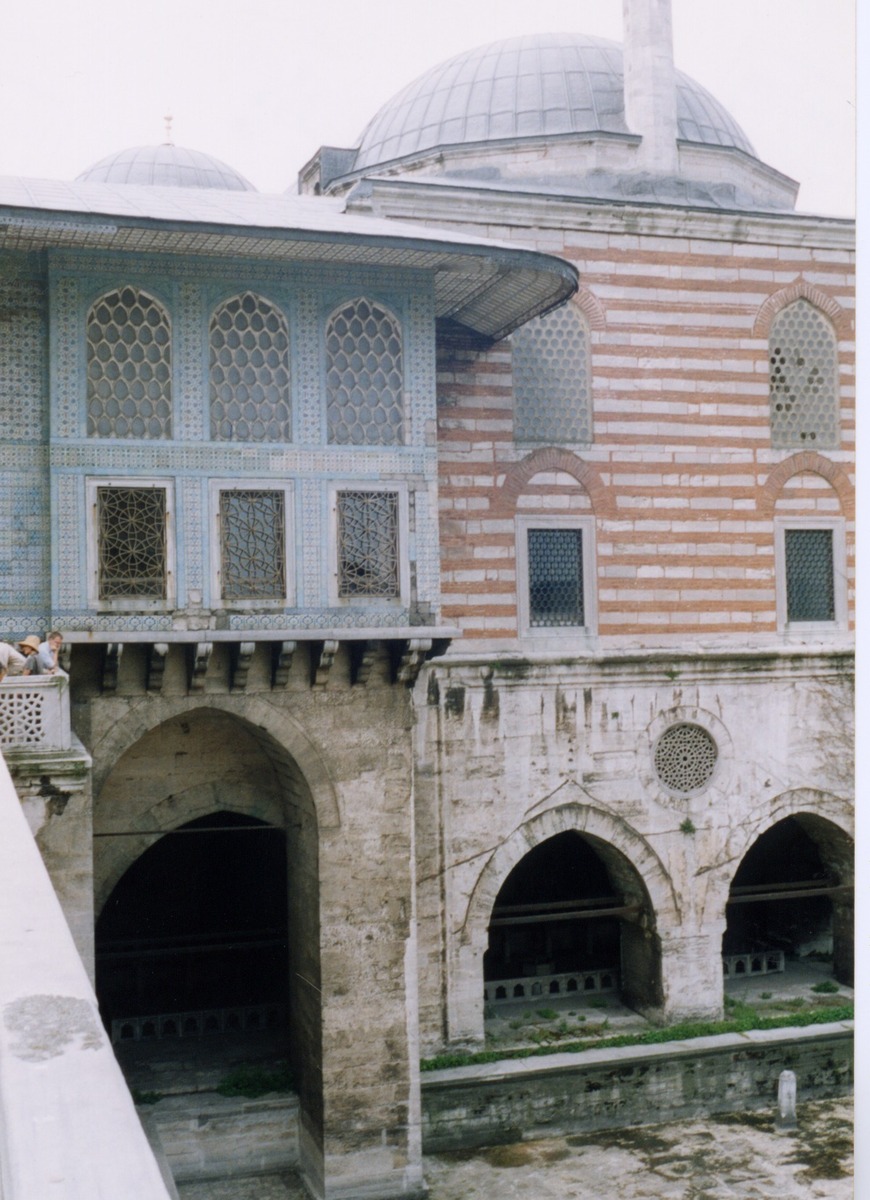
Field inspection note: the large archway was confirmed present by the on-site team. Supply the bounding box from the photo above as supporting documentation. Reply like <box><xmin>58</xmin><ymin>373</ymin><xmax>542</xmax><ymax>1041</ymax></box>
<box><xmin>93</xmin><ymin>706</ymin><xmax>323</xmax><ymax>1119</ymax></box>
<box><xmin>483</xmin><ymin>829</ymin><xmax>663</xmax><ymax>1015</ymax></box>
<box><xmin>723</xmin><ymin>813</ymin><xmax>853</xmax><ymax>988</ymax></box>
<box><xmin>96</xmin><ymin>811</ymin><xmax>288</xmax><ymax>1036</ymax></box>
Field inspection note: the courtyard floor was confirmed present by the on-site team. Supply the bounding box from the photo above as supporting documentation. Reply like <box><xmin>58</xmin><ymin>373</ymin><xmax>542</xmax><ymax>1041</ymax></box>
<box><xmin>176</xmin><ymin>1095</ymin><xmax>854</xmax><ymax>1200</ymax></box>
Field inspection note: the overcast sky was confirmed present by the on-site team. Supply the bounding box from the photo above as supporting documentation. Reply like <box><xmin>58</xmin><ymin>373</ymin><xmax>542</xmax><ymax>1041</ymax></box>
<box><xmin>0</xmin><ymin>0</ymin><xmax>855</xmax><ymax>217</ymax></box>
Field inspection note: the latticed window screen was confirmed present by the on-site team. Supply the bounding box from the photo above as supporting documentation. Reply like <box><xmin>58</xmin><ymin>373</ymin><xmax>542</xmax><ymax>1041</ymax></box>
<box><xmin>654</xmin><ymin>724</ymin><xmax>718</xmax><ymax>793</ymax></box>
<box><xmin>326</xmin><ymin>299</ymin><xmax>404</xmax><ymax>445</ymax></box>
<box><xmin>219</xmin><ymin>490</ymin><xmax>286</xmax><ymax>601</ymax></box>
<box><xmin>337</xmin><ymin>491</ymin><xmax>400</xmax><ymax>598</ymax></box>
<box><xmin>97</xmin><ymin>487</ymin><xmax>166</xmax><ymax>599</ymax></box>
<box><xmin>785</xmin><ymin>528</ymin><xmax>835</xmax><ymax>622</ymax></box>
<box><xmin>87</xmin><ymin>288</ymin><xmax>172</xmax><ymax>438</ymax></box>
<box><xmin>528</xmin><ymin>529</ymin><xmax>584</xmax><ymax>626</ymax></box>
<box><xmin>210</xmin><ymin>293</ymin><xmax>291</xmax><ymax>441</ymax></box>
<box><xmin>769</xmin><ymin>300</ymin><xmax>839</xmax><ymax>448</ymax></box>
<box><xmin>512</xmin><ymin>305</ymin><xmax>592</xmax><ymax>443</ymax></box>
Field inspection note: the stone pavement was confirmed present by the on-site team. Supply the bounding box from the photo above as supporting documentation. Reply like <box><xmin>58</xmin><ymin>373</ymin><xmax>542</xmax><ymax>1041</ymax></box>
<box><xmin>176</xmin><ymin>1096</ymin><xmax>852</xmax><ymax>1200</ymax></box>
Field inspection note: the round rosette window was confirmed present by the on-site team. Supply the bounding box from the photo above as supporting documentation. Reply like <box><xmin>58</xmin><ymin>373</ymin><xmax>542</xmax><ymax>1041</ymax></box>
<box><xmin>653</xmin><ymin>723</ymin><xmax>718</xmax><ymax>795</ymax></box>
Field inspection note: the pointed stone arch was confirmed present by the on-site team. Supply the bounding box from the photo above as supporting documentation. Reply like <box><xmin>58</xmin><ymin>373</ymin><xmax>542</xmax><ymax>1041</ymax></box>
<box><xmin>573</xmin><ymin>286</ymin><xmax>607</xmax><ymax>331</ymax></box>
<box><xmin>90</xmin><ymin>694</ymin><xmax>340</xmax><ymax>831</ymax></box>
<box><xmin>758</xmin><ymin>452</ymin><xmax>854</xmax><ymax>520</ymax></box>
<box><xmin>494</xmin><ymin>447</ymin><xmax>612</xmax><ymax>517</ymax></box>
<box><xmin>753</xmin><ymin>279</ymin><xmax>851</xmax><ymax>339</ymax></box>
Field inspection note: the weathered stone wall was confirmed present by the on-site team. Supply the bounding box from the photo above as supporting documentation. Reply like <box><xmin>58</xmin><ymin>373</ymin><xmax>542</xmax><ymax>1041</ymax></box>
<box><xmin>73</xmin><ymin>639</ymin><xmax>425</xmax><ymax>1200</ymax></box>
<box><xmin>414</xmin><ymin>652</ymin><xmax>854</xmax><ymax>1052</ymax></box>
<box><xmin>421</xmin><ymin>1024</ymin><xmax>853</xmax><ymax>1151</ymax></box>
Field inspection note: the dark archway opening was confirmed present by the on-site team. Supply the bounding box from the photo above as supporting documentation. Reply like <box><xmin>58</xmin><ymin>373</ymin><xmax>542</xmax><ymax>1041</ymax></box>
<box><xmin>724</xmin><ymin>815</ymin><xmax>853</xmax><ymax>986</ymax></box>
<box><xmin>96</xmin><ymin>811</ymin><xmax>289</xmax><ymax>1035</ymax></box>
<box><xmin>484</xmin><ymin>831</ymin><xmax>661</xmax><ymax>1012</ymax></box>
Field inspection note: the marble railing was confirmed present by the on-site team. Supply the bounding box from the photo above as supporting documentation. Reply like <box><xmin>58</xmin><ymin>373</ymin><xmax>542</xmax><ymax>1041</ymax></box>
<box><xmin>0</xmin><ymin>675</ymin><xmax>71</xmax><ymax>752</ymax></box>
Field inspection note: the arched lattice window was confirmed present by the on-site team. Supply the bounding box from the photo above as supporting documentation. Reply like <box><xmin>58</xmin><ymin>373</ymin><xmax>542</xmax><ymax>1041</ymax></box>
<box><xmin>769</xmin><ymin>300</ymin><xmax>839</xmax><ymax>449</ymax></box>
<box><xmin>87</xmin><ymin>287</ymin><xmax>171</xmax><ymax>438</ymax></box>
<box><xmin>512</xmin><ymin>305</ymin><xmax>591</xmax><ymax>444</ymax></box>
<box><xmin>210</xmin><ymin>293</ymin><xmax>291</xmax><ymax>441</ymax></box>
<box><xmin>326</xmin><ymin>298</ymin><xmax>404</xmax><ymax>445</ymax></box>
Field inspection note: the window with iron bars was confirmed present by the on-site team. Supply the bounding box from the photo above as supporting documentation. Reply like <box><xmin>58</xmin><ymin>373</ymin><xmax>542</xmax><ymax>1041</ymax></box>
<box><xmin>97</xmin><ymin>486</ymin><xmax>167</xmax><ymax>599</ymax></box>
<box><xmin>219</xmin><ymin>490</ymin><xmax>286</xmax><ymax>601</ymax></box>
<box><xmin>336</xmin><ymin>490</ymin><xmax>400</xmax><ymax>599</ymax></box>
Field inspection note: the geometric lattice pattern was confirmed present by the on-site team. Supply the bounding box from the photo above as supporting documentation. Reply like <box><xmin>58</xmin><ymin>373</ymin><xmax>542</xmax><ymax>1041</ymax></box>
<box><xmin>512</xmin><ymin>305</ymin><xmax>591</xmax><ymax>444</ymax></box>
<box><xmin>209</xmin><ymin>293</ymin><xmax>291</xmax><ymax>441</ymax></box>
<box><xmin>785</xmin><ymin>528</ymin><xmax>835</xmax><ymax>622</ymax></box>
<box><xmin>769</xmin><ymin>300</ymin><xmax>839</xmax><ymax>449</ymax></box>
<box><xmin>337</xmin><ymin>491</ymin><xmax>400</xmax><ymax>598</ymax></box>
<box><xmin>528</xmin><ymin>528</ymin><xmax>584</xmax><ymax>626</ymax></box>
<box><xmin>219</xmin><ymin>490</ymin><xmax>286</xmax><ymax>601</ymax></box>
<box><xmin>97</xmin><ymin>487</ymin><xmax>167</xmax><ymax>599</ymax></box>
<box><xmin>0</xmin><ymin>687</ymin><xmax>46</xmax><ymax>746</ymax></box>
<box><xmin>326</xmin><ymin>299</ymin><xmax>404</xmax><ymax>445</ymax></box>
<box><xmin>87</xmin><ymin>288</ymin><xmax>172</xmax><ymax>438</ymax></box>
<box><xmin>654</xmin><ymin>724</ymin><xmax>718</xmax><ymax>793</ymax></box>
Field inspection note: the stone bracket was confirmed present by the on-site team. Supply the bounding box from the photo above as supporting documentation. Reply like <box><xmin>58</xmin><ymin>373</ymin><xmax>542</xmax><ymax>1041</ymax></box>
<box><xmin>147</xmin><ymin>643</ymin><xmax>168</xmax><ymax>694</ymax></box>
<box><xmin>351</xmin><ymin>640</ymin><xmax>378</xmax><ymax>687</ymax></box>
<box><xmin>274</xmin><ymin>641</ymin><xmax>297</xmax><ymax>688</ymax></box>
<box><xmin>398</xmin><ymin>638</ymin><xmax>432</xmax><ymax>685</ymax></box>
<box><xmin>190</xmin><ymin>642</ymin><xmax>213</xmax><ymax>691</ymax></box>
<box><xmin>313</xmin><ymin>640</ymin><xmax>339</xmax><ymax>689</ymax></box>
<box><xmin>231</xmin><ymin>642</ymin><xmax>256</xmax><ymax>693</ymax></box>
<box><xmin>102</xmin><ymin>643</ymin><xmax>122</xmax><ymax>693</ymax></box>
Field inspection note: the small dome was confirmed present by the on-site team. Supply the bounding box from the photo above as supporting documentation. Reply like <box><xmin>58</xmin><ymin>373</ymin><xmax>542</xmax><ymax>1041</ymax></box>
<box><xmin>354</xmin><ymin>33</ymin><xmax>755</xmax><ymax>172</ymax></box>
<box><xmin>76</xmin><ymin>144</ymin><xmax>256</xmax><ymax>191</ymax></box>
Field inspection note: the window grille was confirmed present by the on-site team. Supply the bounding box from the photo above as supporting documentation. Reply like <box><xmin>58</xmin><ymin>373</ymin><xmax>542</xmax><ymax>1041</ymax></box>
<box><xmin>87</xmin><ymin>288</ymin><xmax>172</xmax><ymax>438</ymax></box>
<box><xmin>219</xmin><ymin>490</ymin><xmax>286</xmax><ymax>601</ymax></box>
<box><xmin>97</xmin><ymin>487</ymin><xmax>166</xmax><ymax>599</ymax></box>
<box><xmin>337</xmin><ymin>491</ymin><xmax>400</xmax><ymax>598</ymax></box>
<box><xmin>209</xmin><ymin>293</ymin><xmax>291</xmax><ymax>441</ymax></box>
<box><xmin>326</xmin><ymin>299</ymin><xmax>404</xmax><ymax>445</ymax></box>
<box><xmin>769</xmin><ymin>300</ymin><xmax>839</xmax><ymax>449</ymax></box>
<box><xmin>512</xmin><ymin>305</ymin><xmax>592</xmax><ymax>444</ymax></box>
<box><xmin>528</xmin><ymin>528</ymin><xmax>584</xmax><ymax>626</ymax></box>
<box><xmin>784</xmin><ymin>528</ymin><xmax>835</xmax><ymax>622</ymax></box>
<box><xmin>654</xmin><ymin>724</ymin><xmax>718</xmax><ymax>793</ymax></box>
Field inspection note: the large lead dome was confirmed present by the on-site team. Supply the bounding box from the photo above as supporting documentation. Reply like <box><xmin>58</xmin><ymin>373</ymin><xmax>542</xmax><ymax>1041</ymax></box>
<box><xmin>354</xmin><ymin>33</ymin><xmax>755</xmax><ymax>172</ymax></box>
<box><xmin>77</xmin><ymin>144</ymin><xmax>256</xmax><ymax>191</ymax></box>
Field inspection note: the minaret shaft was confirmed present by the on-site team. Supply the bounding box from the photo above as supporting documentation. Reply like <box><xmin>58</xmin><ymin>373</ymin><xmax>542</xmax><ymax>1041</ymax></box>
<box><xmin>622</xmin><ymin>0</ymin><xmax>679</xmax><ymax>173</ymax></box>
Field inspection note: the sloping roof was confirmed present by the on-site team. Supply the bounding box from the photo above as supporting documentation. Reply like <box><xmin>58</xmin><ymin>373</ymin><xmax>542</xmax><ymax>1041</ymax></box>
<box><xmin>0</xmin><ymin>177</ymin><xmax>577</xmax><ymax>341</ymax></box>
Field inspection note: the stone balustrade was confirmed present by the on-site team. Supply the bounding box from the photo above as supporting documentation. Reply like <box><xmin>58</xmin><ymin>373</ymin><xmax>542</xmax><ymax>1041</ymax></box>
<box><xmin>722</xmin><ymin>950</ymin><xmax>785</xmax><ymax>978</ymax></box>
<box><xmin>112</xmin><ymin>1002</ymin><xmax>286</xmax><ymax>1044</ymax></box>
<box><xmin>0</xmin><ymin>675</ymin><xmax>71</xmax><ymax>752</ymax></box>
<box><xmin>484</xmin><ymin>967</ymin><xmax>618</xmax><ymax>1007</ymax></box>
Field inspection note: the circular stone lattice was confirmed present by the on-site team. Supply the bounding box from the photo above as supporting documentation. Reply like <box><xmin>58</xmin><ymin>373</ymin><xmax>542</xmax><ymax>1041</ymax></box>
<box><xmin>653</xmin><ymin>723</ymin><xmax>718</xmax><ymax>793</ymax></box>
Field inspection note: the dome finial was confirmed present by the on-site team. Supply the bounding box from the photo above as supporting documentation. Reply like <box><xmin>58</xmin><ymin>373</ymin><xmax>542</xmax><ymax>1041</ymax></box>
<box><xmin>163</xmin><ymin>113</ymin><xmax>174</xmax><ymax>146</ymax></box>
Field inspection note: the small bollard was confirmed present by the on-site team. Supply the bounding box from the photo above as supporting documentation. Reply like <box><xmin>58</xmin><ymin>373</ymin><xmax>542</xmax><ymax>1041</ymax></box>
<box><xmin>775</xmin><ymin>1069</ymin><xmax>797</xmax><ymax>1129</ymax></box>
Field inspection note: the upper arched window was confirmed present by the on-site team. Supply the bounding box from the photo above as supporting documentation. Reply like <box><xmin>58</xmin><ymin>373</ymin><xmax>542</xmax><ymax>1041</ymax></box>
<box><xmin>86</xmin><ymin>287</ymin><xmax>171</xmax><ymax>438</ymax></box>
<box><xmin>769</xmin><ymin>300</ymin><xmax>839</xmax><ymax>449</ymax></box>
<box><xmin>512</xmin><ymin>304</ymin><xmax>591</xmax><ymax>444</ymax></box>
<box><xmin>209</xmin><ymin>293</ymin><xmax>291</xmax><ymax>441</ymax></box>
<box><xmin>326</xmin><ymin>298</ymin><xmax>404</xmax><ymax>445</ymax></box>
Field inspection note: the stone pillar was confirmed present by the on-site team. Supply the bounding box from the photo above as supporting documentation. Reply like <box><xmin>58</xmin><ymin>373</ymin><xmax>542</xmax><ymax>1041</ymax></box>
<box><xmin>657</xmin><ymin>923</ymin><xmax>726</xmax><ymax>1021</ymax></box>
<box><xmin>622</xmin><ymin>0</ymin><xmax>679</xmax><ymax>174</ymax></box>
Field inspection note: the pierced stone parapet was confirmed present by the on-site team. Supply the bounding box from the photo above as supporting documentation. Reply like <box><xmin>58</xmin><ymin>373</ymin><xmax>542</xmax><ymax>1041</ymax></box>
<box><xmin>0</xmin><ymin>677</ymin><xmax>71</xmax><ymax>752</ymax></box>
<box><xmin>722</xmin><ymin>950</ymin><xmax>785</xmax><ymax>978</ymax></box>
<box><xmin>484</xmin><ymin>967</ymin><xmax>618</xmax><ymax>1006</ymax></box>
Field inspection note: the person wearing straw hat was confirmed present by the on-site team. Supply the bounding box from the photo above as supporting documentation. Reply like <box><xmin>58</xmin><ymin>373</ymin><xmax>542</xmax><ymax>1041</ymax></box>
<box><xmin>17</xmin><ymin>635</ymin><xmax>42</xmax><ymax>675</ymax></box>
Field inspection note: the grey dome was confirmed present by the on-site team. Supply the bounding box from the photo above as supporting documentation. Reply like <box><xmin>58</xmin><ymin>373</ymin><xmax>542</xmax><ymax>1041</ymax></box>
<box><xmin>354</xmin><ymin>33</ymin><xmax>755</xmax><ymax>171</ymax></box>
<box><xmin>76</xmin><ymin>144</ymin><xmax>256</xmax><ymax>191</ymax></box>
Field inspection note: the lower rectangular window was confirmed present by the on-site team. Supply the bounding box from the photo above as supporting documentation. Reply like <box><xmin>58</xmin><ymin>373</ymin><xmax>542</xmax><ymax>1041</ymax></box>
<box><xmin>528</xmin><ymin>528</ymin><xmax>585</xmax><ymax>626</ymax></box>
<box><xmin>97</xmin><ymin>485</ymin><xmax>167</xmax><ymax>600</ymax></box>
<box><xmin>219</xmin><ymin>489</ymin><xmax>286</xmax><ymax>601</ymax></box>
<box><xmin>784</xmin><ymin>528</ymin><xmax>835</xmax><ymax>622</ymax></box>
<box><xmin>516</xmin><ymin>516</ymin><xmax>596</xmax><ymax>638</ymax></box>
<box><xmin>336</xmin><ymin>490</ymin><xmax>400</xmax><ymax>599</ymax></box>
